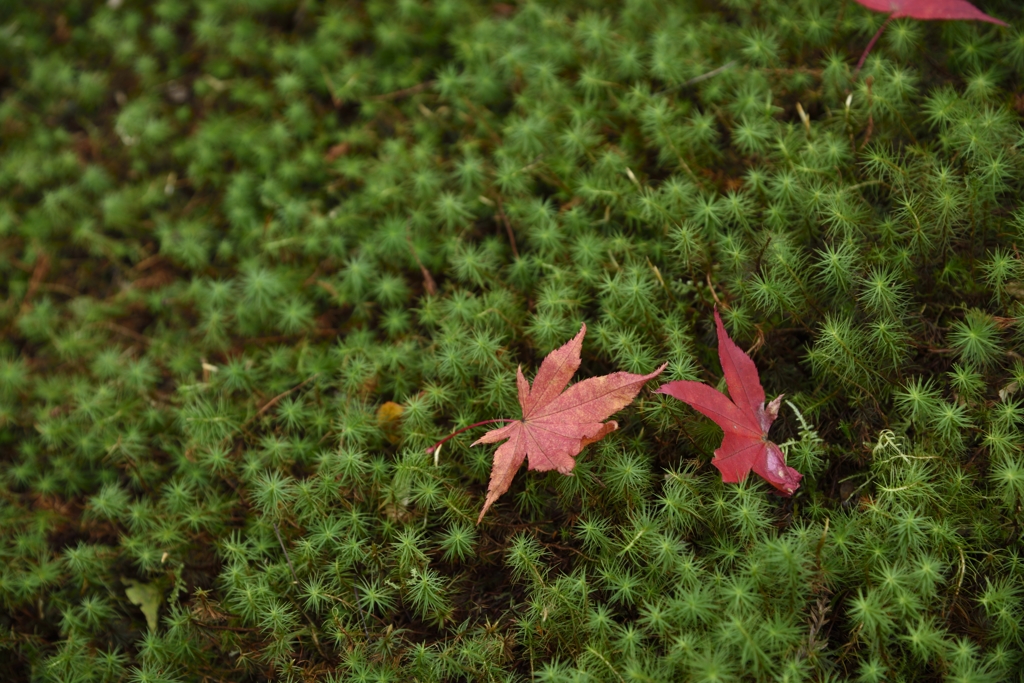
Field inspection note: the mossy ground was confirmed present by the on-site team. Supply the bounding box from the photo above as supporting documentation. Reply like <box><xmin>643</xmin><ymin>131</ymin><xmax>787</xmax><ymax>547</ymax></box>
<box><xmin>2</xmin><ymin>1</ymin><xmax>1024</xmax><ymax>681</ymax></box>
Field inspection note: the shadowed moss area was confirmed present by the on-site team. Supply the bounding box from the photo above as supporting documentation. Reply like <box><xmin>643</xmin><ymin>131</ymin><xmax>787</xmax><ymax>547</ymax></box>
<box><xmin>2</xmin><ymin>0</ymin><xmax>1024</xmax><ymax>681</ymax></box>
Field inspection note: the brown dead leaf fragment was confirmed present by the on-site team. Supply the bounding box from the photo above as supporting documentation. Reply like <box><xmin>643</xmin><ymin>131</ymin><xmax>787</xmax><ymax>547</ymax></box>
<box><xmin>376</xmin><ymin>401</ymin><xmax>405</xmax><ymax>425</ymax></box>
<box><xmin>473</xmin><ymin>325</ymin><xmax>665</xmax><ymax>522</ymax></box>
<box><xmin>376</xmin><ymin>400</ymin><xmax>405</xmax><ymax>444</ymax></box>
<box><xmin>325</xmin><ymin>142</ymin><xmax>350</xmax><ymax>162</ymax></box>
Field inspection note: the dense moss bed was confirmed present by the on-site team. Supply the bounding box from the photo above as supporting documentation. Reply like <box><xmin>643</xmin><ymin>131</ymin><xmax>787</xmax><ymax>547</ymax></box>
<box><xmin>2</xmin><ymin>1</ymin><xmax>1024</xmax><ymax>681</ymax></box>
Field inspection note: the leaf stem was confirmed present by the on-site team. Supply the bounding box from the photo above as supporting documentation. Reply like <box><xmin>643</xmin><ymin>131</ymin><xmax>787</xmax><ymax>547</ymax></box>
<box><xmin>855</xmin><ymin>16</ymin><xmax>892</xmax><ymax>75</ymax></box>
<box><xmin>426</xmin><ymin>419</ymin><xmax>517</xmax><ymax>454</ymax></box>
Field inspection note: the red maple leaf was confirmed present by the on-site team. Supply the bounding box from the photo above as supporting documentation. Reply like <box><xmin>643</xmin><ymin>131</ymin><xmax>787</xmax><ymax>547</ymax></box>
<box><xmin>853</xmin><ymin>0</ymin><xmax>1007</xmax><ymax>24</ymax></box>
<box><xmin>470</xmin><ymin>325</ymin><xmax>664</xmax><ymax>522</ymax></box>
<box><xmin>655</xmin><ymin>310</ymin><xmax>801</xmax><ymax>495</ymax></box>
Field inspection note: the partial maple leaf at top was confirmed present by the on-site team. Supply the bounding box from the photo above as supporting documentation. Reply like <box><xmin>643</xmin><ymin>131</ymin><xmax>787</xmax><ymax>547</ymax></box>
<box><xmin>457</xmin><ymin>325</ymin><xmax>664</xmax><ymax>522</ymax></box>
<box><xmin>853</xmin><ymin>0</ymin><xmax>1007</xmax><ymax>24</ymax></box>
<box><xmin>851</xmin><ymin>0</ymin><xmax>1007</xmax><ymax>71</ymax></box>
<box><xmin>656</xmin><ymin>310</ymin><xmax>801</xmax><ymax>495</ymax></box>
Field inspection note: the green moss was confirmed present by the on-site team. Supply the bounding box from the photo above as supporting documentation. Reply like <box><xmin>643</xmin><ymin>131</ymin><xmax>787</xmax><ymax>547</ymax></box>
<box><xmin>1</xmin><ymin>0</ymin><xmax>1024</xmax><ymax>680</ymax></box>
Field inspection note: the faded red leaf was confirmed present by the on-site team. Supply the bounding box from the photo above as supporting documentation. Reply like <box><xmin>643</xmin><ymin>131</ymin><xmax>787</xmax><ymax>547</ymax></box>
<box><xmin>473</xmin><ymin>325</ymin><xmax>665</xmax><ymax>522</ymax></box>
<box><xmin>656</xmin><ymin>310</ymin><xmax>802</xmax><ymax>495</ymax></box>
<box><xmin>854</xmin><ymin>0</ymin><xmax>1007</xmax><ymax>24</ymax></box>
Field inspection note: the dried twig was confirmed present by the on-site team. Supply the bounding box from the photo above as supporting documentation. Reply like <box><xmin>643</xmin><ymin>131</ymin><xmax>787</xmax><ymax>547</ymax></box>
<box><xmin>406</xmin><ymin>233</ymin><xmax>437</xmax><ymax>295</ymax></box>
<box><xmin>656</xmin><ymin>60</ymin><xmax>737</xmax><ymax>95</ymax></box>
<box><xmin>19</xmin><ymin>252</ymin><xmax>50</xmax><ymax>314</ymax></box>
<box><xmin>705</xmin><ymin>273</ymin><xmax>728</xmax><ymax>309</ymax></box>
<box><xmin>494</xmin><ymin>196</ymin><xmax>520</xmax><ymax>259</ymax></box>
<box><xmin>321</xmin><ymin>67</ymin><xmax>341</xmax><ymax>108</ymax></box>
<box><xmin>861</xmin><ymin>76</ymin><xmax>875</xmax><ymax>150</ymax></box>
<box><xmin>371</xmin><ymin>80</ymin><xmax>435</xmax><ymax>101</ymax></box>
<box><xmin>242</xmin><ymin>373</ymin><xmax>319</xmax><ymax>430</ymax></box>
<box><xmin>352</xmin><ymin>585</ymin><xmax>370</xmax><ymax>638</ymax></box>
<box><xmin>273</xmin><ymin>523</ymin><xmax>298</xmax><ymax>584</ymax></box>
<box><xmin>192</xmin><ymin>620</ymin><xmax>256</xmax><ymax>633</ymax></box>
